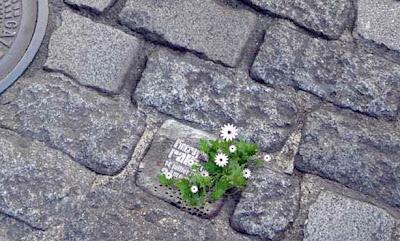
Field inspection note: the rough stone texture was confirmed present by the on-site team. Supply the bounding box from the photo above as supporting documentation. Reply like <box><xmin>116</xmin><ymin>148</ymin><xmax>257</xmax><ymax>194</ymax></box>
<box><xmin>0</xmin><ymin>213</ymin><xmax>35</xmax><ymax>241</ymax></box>
<box><xmin>46</xmin><ymin>10</ymin><xmax>141</xmax><ymax>93</ymax></box>
<box><xmin>251</xmin><ymin>22</ymin><xmax>400</xmax><ymax>118</ymax></box>
<box><xmin>0</xmin><ymin>72</ymin><xmax>146</xmax><ymax>175</ymax></box>
<box><xmin>119</xmin><ymin>0</ymin><xmax>257</xmax><ymax>67</ymax></box>
<box><xmin>0</xmin><ymin>128</ymin><xmax>95</xmax><ymax>230</ymax></box>
<box><xmin>296</xmin><ymin>105</ymin><xmax>400</xmax><ymax>208</ymax></box>
<box><xmin>24</xmin><ymin>186</ymin><xmax>256</xmax><ymax>241</ymax></box>
<box><xmin>287</xmin><ymin>174</ymin><xmax>400</xmax><ymax>241</ymax></box>
<box><xmin>0</xmin><ymin>0</ymin><xmax>398</xmax><ymax>239</ymax></box>
<box><xmin>267</xmin><ymin>128</ymin><xmax>302</xmax><ymax>174</ymax></box>
<box><xmin>304</xmin><ymin>191</ymin><xmax>396</xmax><ymax>241</ymax></box>
<box><xmin>64</xmin><ymin>0</ymin><xmax>115</xmax><ymax>13</ymax></box>
<box><xmin>231</xmin><ymin>167</ymin><xmax>300</xmax><ymax>240</ymax></box>
<box><xmin>134</xmin><ymin>49</ymin><xmax>312</xmax><ymax>152</ymax></box>
<box><xmin>356</xmin><ymin>0</ymin><xmax>400</xmax><ymax>52</ymax></box>
<box><xmin>242</xmin><ymin>0</ymin><xmax>353</xmax><ymax>39</ymax></box>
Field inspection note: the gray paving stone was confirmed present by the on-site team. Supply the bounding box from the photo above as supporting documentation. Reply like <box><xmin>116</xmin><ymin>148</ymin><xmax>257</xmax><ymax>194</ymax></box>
<box><xmin>304</xmin><ymin>191</ymin><xmax>395</xmax><ymax>241</ymax></box>
<box><xmin>46</xmin><ymin>10</ymin><xmax>141</xmax><ymax>93</ymax></box>
<box><xmin>119</xmin><ymin>0</ymin><xmax>257</xmax><ymax>67</ymax></box>
<box><xmin>134</xmin><ymin>50</ymin><xmax>311</xmax><ymax>152</ymax></box>
<box><xmin>296</xmin><ymin>105</ymin><xmax>400</xmax><ymax>208</ymax></box>
<box><xmin>356</xmin><ymin>0</ymin><xmax>400</xmax><ymax>52</ymax></box>
<box><xmin>288</xmin><ymin>174</ymin><xmax>400</xmax><ymax>241</ymax></box>
<box><xmin>251</xmin><ymin>22</ymin><xmax>400</xmax><ymax>118</ymax></box>
<box><xmin>231</xmin><ymin>167</ymin><xmax>300</xmax><ymax>240</ymax></box>
<box><xmin>59</xmin><ymin>187</ymin><xmax>257</xmax><ymax>241</ymax></box>
<box><xmin>0</xmin><ymin>128</ymin><xmax>95</xmax><ymax>230</ymax></box>
<box><xmin>64</xmin><ymin>0</ymin><xmax>115</xmax><ymax>13</ymax></box>
<box><xmin>0</xmin><ymin>213</ymin><xmax>35</xmax><ymax>241</ymax></box>
<box><xmin>242</xmin><ymin>0</ymin><xmax>353</xmax><ymax>39</ymax></box>
<box><xmin>0</xmin><ymin>72</ymin><xmax>146</xmax><ymax>175</ymax></box>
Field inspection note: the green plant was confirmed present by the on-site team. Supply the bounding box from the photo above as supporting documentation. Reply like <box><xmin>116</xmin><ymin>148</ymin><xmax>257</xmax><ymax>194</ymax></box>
<box><xmin>159</xmin><ymin>124</ymin><xmax>262</xmax><ymax>206</ymax></box>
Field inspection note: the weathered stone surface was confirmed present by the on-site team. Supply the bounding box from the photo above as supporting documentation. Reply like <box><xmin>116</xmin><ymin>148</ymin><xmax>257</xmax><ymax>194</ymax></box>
<box><xmin>137</xmin><ymin>119</ymin><xmax>222</xmax><ymax>217</ymax></box>
<box><xmin>0</xmin><ymin>72</ymin><xmax>146</xmax><ymax>175</ymax></box>
<box><xmin>268</xmin><ymin>128</ymin><xmax>302</xmax><ymax>174</ymax></box>
<box><xmin>251</xmin><ymin>22</ymin><xmax>400</xmax><ymax>118</ymax></box>
<box><xmin>119</xmin><ymin>0</ymin><xmax>257</xmax><ymax>67</ymax></box>
<box><xmin>0</xmin><ymin>128</ymin><xmax>95</xmax><ymax>230</ymax></box>
<box><xmin>304</xmin><ymin>191</ymin><xmax>395</xmax><ymax>241</ymax></box>
<box><xmin>242</xmin><ymin>0</ymin><xmax>353</xmax><ymax>39</ymax></box>
<box><xmin>356</xmin><ymin>0</ymin><xmax>400</xmax><ymax>52</ymax></box>
<box><xmin>46</xmin><ymin>10</ymin><xmax>141</xmax><ymax>93</ymax></box>
<box><xmin>288</xmin><ymin>174</ymin><xmax>400</xmax><ymax>241</ymax></box>
<box><xmin>231</xmin><ymin>167</ymin><xmax>300</xmax><ymax>240</ymax></box>
<box><xmin>296</xmin><ymin>105</ymin><xmax>400</xmax><ymax>208</ymax></box>
<box><xmin>60</xmin><ymin>187</ymin><xmax>256</xmax><ymax>241</ymax></box>
<box><xmin>0</xmin><ymin>213</ymin><xmax>35</xmax><ymax>241</ymax></box>
<box><xmin>134</xmin><ymin>50</ymin><xmax>309</xmax><ymax>152</ymax></box>
<box><xmin>64</xmin><ymin>0</ymin><xmax>115</xmax><ymax>13</ymax></box>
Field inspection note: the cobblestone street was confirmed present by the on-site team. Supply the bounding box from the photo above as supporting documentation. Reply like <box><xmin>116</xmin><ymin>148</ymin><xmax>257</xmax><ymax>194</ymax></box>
<box><xmin>0</xmin><ymin>0</ymin><xmax>399</xmax><ymax>240</ymax></box>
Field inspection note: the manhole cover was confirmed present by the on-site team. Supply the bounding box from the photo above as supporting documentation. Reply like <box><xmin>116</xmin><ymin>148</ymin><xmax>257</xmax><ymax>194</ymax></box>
<box><xmin>0</xmin><ymin>0</ymin><xmax>48</xmax><ymax>94</ymax></box>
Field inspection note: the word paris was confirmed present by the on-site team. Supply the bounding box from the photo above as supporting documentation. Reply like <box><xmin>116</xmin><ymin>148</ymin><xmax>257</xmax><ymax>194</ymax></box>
<box><xmin>162</xmin><ymin>139</ymin><xmax>202</xmax><ymax>179</ymax></box>
<box><xmin>160</xmin><ymin>124</ymin><xmax>264</xmax><ymax>207</ymax></box>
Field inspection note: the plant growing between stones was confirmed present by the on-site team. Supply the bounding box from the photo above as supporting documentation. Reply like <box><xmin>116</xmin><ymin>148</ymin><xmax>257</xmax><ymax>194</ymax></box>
<box><xmin>159</xmin><ymin>124</ymin><xmax>263</xmax><ymax>206</ymax></box>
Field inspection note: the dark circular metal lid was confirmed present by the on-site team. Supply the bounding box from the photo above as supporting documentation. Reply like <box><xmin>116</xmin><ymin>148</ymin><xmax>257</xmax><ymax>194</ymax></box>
<box><xmin>0</xmin><ymin>0</ymin><xmax>48</xmax><ymax>94</ymax></box>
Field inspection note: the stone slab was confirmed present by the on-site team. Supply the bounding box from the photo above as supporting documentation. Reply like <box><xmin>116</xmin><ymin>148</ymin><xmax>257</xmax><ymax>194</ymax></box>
<box><xmin>296</xmin><ymin>105</ymin><xmax>400</xmax><ymax>208</ymax></box>
<box><xmin>231</xmin><ymin>167</ymin><xmax>300</xmax><ymax>240</ymax></box>
<box><xmin>64</xmin><ymin>0</ymin><xmax>115</xmax><ymax>13</ymax></box>
<box><xmin>242</xmin><ymin>0</ymin><xmax>353</xmax><ymax>39</ymax></box>
<box><xmin>356</xmin><ymin>0</ymin><xmax>400</xmax><ymax>52</ymax></box>
<box><xmin>46</xmin><ymin>10</ymin><xmax>141</xmax><ymax>93</ymax></box>
<box><xmin>58</xmin><ymin>187</ymin><xmax>257</xmax><ymax>241</ymax></box>
<box><xmin>119</xmin><ymin>0</ymin><xmax>257</xmax><ymax>67</ymax></box>
<box><xmin>0</xmin><ymin>128</ymin><xmax>95</xmax><ymax>230</ymax></box>
<box><xmin>134</xmin><ymin>49</ymin><xmax>307</xmax><ymax>152</ymax></box>
<box><xmin>304</xmin><ymin>191</ymin><xmax>395</xmax><ymax>241</ymax></box>
<box><xmin>0</xmin><ymin>72</ymin><xmax>146</xmax><ymax>175</ymax></box>
<box><xmin>0</xmin><ymin>213</ymin><xmax>35</xmax><ymax>241</ymax></box>
<box><xmin>251</xmin><ymin>22</ymin><xmax>400</xmax><ymax>118</ymax></box>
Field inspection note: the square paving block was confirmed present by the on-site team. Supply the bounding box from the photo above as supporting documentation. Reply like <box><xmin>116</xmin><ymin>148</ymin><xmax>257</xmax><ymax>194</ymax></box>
<box><xmin>137</xmin><ymin>119</ymin><xmax>223</xmax><ymax>218</ymax></box>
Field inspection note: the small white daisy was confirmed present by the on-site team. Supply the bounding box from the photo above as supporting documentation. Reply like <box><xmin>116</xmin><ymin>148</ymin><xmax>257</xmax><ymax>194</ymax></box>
<box><xmin>214</xmin><ymin>153</ymin><xmax>229</xmax><ymax>167</ymax></box>
<box><xmin>229</xmin><ymin>145</ymin><xmax>237</xmax><ymax>153</ymax></box>
<box><xmin>201</xmin><ymin>170</ymin><xmax>209</xmax><ymax>177</ymax></box>
<box><xmin>264</xmin><ymin>154</ymin><xmax>272</xmax><ymax>162</ymax></box>
<box><xmin>243</xmin><ymin>169</ymin><xmax>251</xmax><ymax>179</ymax></box>
<box><xmin>191</xmin><ymin>185</ymin><xmax>199</xmax><ymax>193</ymax></box>
<box><xmin>165</xmin><ymin>172</ymin><xmax>173</xmax><ymax>180</ymax></box>
<box><xmin>220</xmin><ymin>124</ymin><xmax>238</xmax><ymax>141</ymax></box>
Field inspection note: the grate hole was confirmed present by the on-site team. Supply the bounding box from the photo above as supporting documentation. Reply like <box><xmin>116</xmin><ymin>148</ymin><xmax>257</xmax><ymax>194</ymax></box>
<box><xmin>152</xmin><ymin>185</ymin><xmax>214</xmax><ymax>218</ymax></box>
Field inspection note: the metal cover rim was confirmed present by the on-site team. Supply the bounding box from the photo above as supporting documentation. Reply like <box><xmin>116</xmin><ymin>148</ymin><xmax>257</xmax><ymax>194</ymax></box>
<box><xmin>0</xmin><ymin>0</ymin><xmax>49</xmax><ymax>94</ymax></box>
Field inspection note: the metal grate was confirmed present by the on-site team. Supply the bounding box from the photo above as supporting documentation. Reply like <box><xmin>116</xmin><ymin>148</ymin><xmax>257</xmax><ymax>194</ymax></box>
<box><xmin>137</xmin><ymin>120</ymin><xmax>223</xmax><ymax>218</ymax></box>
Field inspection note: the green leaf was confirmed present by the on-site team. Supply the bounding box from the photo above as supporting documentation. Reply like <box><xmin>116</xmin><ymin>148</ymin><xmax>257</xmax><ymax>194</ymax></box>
<box><xmin>230</xmin><ymin>169</ymin><xmax>247</xmax><ymax>187</ymax></box>
<box><xmin>255</xmin><ymin>159</ymin><xmax>264</xmax><ymax>167</ymax></box>
<box><xmin>199</xmin><ymin>139</ymin><xmax>209</xmax><ymax>153</ymax></box>
<box><xmin>226</xmin><ymin>160</ymin><xmax>247</xmax><ymax>188</ymax></box>
<box><xmin>175</xmin><ymin>179</ymin><xmax>191</xmax><ymax>200</ymax></box>
<box><xmin>192</xmin><ymin>164</ymin><xmax>201</xmax><ymax>171</ymax></box>
<box><xmin>203</xmin><ymin>161</ymin><xmax>222</xmax><ymax>175</ymax></box>
<box><xmin>211</xmin><ymin>177</ymin><xmax>230</xmax><ymax>200</ymax></box>
<box><xmin>159</xmin><ymin>174</ymin><xmax>175</xmax><ymax>186</ymax></box>
<box><xmin>165</xmin><ymin>137</ymin><xmax>261</xmax><ymax>207</ymax></box>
